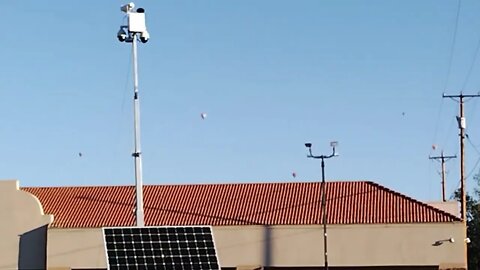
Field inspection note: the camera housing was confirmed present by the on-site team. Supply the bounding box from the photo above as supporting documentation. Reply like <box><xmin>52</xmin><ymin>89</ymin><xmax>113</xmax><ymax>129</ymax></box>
<box><xmin>121</xmin><ymin>2</ymin><xmax>135</xmax><ymax>13</ymax></box>
<box><xmin>117</xmin><ymin>28</ymin><xmax>127</xmax><ymax>42</ymax></box>
<box><xmin>140</xmin><ymin>31</ymin><xmax>150</xmax><ymax>43</ymax></box>
<box><xmin>118</xmin><ymin>3</ymin><xmax>150</xmax><ymax>44</ymax></box>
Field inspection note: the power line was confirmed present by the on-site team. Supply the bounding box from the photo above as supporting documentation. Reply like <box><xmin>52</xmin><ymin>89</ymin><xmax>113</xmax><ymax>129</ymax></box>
<box><xmin>431</xmin><ymin>0</ymin><xmax>461</xmax><ymax>173</ymax></box>
<box><xmin>442</xmin><ymin>0</ymin><xmax>462</xmax><ymax>91</ymax></box>
<box><xmin>466</xmin><ymin>97</ymin><xmax>479</xmax><ymax>127</ymax></box>
<box><xmin>466</xmin><ymin>134</ymin><xmax>480</xmax><ymax>155</ymax></box>
<box><xmin>466</xmin><ymin>156</ymin><xmax>480</xmax><ymax>180</ymax></box>
<box><xmin>430</xmin><ymin>98</ymin><xmax>444</xmax><ymax>155</ymax></box>
<box><xmin>441</xmin><ymin>112</ymin><xmax>458</xmax><ymax>150</ymax></box>
<box><xmin>465</xmin><ymin>134</ymin><xmax>480</xmax><ymax>180</ymax></box>
<box><xmin>461</xmin><ymin>33</ymin><xmax>480</xmax><ymax>90</ymax></box>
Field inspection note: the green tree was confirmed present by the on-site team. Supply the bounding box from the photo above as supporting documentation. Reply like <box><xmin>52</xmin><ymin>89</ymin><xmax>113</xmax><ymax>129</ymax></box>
<box><xmin>453</xmin><ymin>176</ymin><xmax>479</xmax><ymax>270</ymax></box>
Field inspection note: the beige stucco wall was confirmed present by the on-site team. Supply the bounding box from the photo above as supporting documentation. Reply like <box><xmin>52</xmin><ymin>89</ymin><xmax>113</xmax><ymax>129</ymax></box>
<box><xmin>216</xmin><ymin>224</ymin><xmax>465</xmax><ymax>267</ymax></box>
<box><xmin>0</xmin><ymin>180</ymin><xmax>465</xmax><ymax>269</ymax></box>
<box><xmin>47</xmin><ymin>228</ymin><xmax>106</xmax><ymax>269</ymax></box>
<box><xmin>0</xmin><ymin>180</ymin><xmax>53</xmax><ymax>270</ymax></box>
<box><xmin>47</xmin><ymin>222</ymin><xmax>465</xmax><ymax>269</ymax></box>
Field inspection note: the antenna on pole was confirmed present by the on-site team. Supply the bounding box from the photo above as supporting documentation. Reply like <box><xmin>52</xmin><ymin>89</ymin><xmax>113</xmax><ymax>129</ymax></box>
<box><xmin>429</xmin><ymin>150</ymin><xmax>456</xmax><ymax>202</ymax></box>
<box><xmin>118</xmin><ymin>2</ymin><xmax>150</xmax><ymax>227</ymax></box>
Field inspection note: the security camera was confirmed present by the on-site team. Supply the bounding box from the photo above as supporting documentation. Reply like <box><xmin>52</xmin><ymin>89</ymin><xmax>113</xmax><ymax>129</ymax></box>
<box><xmin>117</xmin><ymin>28</ymin><xmax>127</xmax><ymax>42</ymax></box>
<box><xmin>121</xmin><ymin>2</ymin><xmax>135</xmax><ymax>13</ymax></box>
<box><xmin>449</xmin><ymin>237</ymin><xmax>455</xmax><ymax>243</ymax></box>
<box><xmin>465</xmin><ymin>238</ymin><xmax>471</xmax><ymax>244</ymax></box>
<box><xmin>140</xmin><ymin>31</ymin><xmax>150</xmax><ymax>43</ymax></box>
<box><xmin>305</xmin><ymin>143</ymin><xmax>312</xmax><ymax>148</ymax></box>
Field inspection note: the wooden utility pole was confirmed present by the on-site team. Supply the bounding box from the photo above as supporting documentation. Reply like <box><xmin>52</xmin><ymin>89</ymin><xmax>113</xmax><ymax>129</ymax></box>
<box><xmin>443</xmin><ymin>92</ymin><xmax>480</xmax><ymax>269</ymax></box>
<box><xmin>429</xmin><ymin>151</ymin><xmax>456</xmax><ymax>202</ymax></box>
<box><xmin>443</xmin><ymin>92</ymin><xmax>480</xmax><ymax>221</ymax></box>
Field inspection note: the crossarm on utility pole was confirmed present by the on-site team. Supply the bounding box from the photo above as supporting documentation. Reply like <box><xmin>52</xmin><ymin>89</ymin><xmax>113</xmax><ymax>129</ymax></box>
<box><xmin>429</xmin><ymin>151</ymin><xmax>456</xmax><ymax>202</ymax></box>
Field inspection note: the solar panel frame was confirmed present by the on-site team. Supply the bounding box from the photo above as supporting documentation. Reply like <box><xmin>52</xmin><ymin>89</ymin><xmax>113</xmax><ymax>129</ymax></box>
<box><xmin>102</xmin><ymin>226</ymin><xmax>221</xmax><ymax>270</ymax></box>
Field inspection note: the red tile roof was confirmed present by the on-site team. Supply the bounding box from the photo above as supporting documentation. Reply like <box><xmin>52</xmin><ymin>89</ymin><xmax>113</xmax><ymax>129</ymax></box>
<box><xmin>22</xmin><ymin>181</ymin><xmax>460</xmax><ymax>228</ymax></box>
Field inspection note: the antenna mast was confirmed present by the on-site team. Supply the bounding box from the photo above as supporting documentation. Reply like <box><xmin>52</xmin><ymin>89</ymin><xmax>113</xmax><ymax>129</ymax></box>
<box><xmin>117</xmin><ymin>2</ymin><xmax>150</xmax><ymax>227</ymax></box>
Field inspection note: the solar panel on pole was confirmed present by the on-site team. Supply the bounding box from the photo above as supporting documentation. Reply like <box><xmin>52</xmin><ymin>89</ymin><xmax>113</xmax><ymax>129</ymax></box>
<box><xmin>103</xmin><ymin>226</ymin><xmax>220</xmax><ymax>270</ymax></box>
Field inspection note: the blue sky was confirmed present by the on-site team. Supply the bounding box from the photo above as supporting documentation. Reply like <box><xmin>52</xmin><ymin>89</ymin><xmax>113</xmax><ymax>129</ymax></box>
<box><xmin>2</xmin><ymin>1</ymin><xmax>480</xmax><ymax>201</ymax></box>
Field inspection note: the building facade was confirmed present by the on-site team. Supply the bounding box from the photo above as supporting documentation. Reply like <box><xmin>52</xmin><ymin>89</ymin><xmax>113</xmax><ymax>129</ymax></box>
<box><xmin>0</xmin><ymin>180</ymin><xmax>466</xmax><ymax>270</ymax></box>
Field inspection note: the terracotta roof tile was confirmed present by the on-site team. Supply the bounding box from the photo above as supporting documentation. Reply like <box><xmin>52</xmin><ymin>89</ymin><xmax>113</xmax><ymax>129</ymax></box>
<box><xmin>22</xmin><ymin>181</ymin><xmax>460</xmax><ymax>228</ymax></box>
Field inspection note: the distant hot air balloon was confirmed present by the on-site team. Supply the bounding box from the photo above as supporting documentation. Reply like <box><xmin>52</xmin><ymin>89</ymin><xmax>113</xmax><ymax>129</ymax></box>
<box><xmin>201</xmin><ymin>112</ymin><xmax>207</xmax><ymax>120</ymax></box>
<box><xmin>432</xmin><ymin>144</ymin><xmax>437</xmax><ymax>151</ymax></box>
<box><xmin>292</xmin><ymin>172</ymin><xmax>297</xmax><ymax>178</ymax></box>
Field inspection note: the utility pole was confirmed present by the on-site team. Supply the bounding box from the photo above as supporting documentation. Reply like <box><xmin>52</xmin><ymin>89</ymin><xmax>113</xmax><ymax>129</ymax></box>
<box><xmin>429</xmin><ymin>151</ymin><xmax>456</xmax><ymax>202</ymax></box>
<box><xmin>443</xmin><ymin>92</ymin><xmax>480</xmax><ymax>221</ymax></box>
<box><xmin>443</xmin><ymin>92</ymin><xmax>480</xmax><ymax>269</ymax></box>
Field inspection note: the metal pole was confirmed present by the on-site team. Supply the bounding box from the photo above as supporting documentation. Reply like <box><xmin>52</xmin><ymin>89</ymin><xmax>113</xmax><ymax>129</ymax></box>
<box><xmin>305</xmin><ymin>142</ymin><xmax>337</xmax><ymax>269</ymax></box>
<box><xmin>321</xmin><ymin>158</ymin><xmax>328</xmax><ymax>270</ymax></box>
<box><xmin>132</xmin><ymin>33</ymin><xmax>144</xmax><ymax>227</ymax></box>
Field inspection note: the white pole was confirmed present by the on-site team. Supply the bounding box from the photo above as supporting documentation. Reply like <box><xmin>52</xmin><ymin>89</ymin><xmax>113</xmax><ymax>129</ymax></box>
<box><xmin>132</xmin><ymin>33</ymin><xmax>144</xmax><ymax>227</ymax></box>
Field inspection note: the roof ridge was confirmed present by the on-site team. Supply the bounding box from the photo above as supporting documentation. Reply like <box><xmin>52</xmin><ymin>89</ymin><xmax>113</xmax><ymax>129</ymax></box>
<box><xmin>23</xmin><ymin>180</ymin><xmax>371</xmax><ymax>189</ymax></box>
<box><xmin>366</xmin><ymin>181</ymin><xmax>461</xmax><ymax>222</ymax></box>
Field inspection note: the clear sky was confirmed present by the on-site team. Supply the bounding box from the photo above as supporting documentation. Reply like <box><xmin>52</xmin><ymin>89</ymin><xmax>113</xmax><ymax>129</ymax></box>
<box><xmin>2</xmin><ymin>1</ymin><xmax>480</xmax><ymax>201</ymax></box>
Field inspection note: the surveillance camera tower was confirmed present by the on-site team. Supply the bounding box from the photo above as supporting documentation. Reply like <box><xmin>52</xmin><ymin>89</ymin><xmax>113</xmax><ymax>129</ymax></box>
<box><xmin>117</xmin><ymin>2</ymin><xmax>150</xmax><ymax>227</ymax></box>
<box><xmin>304</xmin><ymin>142</ymin><xmax>339</xmax><ymax>270</ymax></box>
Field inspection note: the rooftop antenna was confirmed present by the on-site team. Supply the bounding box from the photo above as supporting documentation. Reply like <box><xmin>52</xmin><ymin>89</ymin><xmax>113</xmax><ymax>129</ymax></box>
<box><xmin>118</xmin><ymin>2</ymin><xmax>150</xmax><ymax>227</ymax></box>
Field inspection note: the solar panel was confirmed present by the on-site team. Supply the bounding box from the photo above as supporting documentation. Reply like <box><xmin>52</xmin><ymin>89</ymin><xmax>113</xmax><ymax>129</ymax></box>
<box><xmin>103</xmin><ymin>226</ymin><xmax>220</xmax><ymax>270</ymax></box>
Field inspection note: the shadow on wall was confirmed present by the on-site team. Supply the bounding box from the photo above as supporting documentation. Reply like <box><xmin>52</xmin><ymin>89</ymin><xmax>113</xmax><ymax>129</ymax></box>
<box><xmin>18</xmin><ymin>225</ymin><xmax>48</xmax><ymax>270</ymax></box>
<box><xmin>264</xmin><ymin>225</ymin><xmax>272</xmax><ymax>268</ymax></box>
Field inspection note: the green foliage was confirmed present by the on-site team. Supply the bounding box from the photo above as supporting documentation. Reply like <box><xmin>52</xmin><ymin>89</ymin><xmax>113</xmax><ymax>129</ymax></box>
<box><xmin>467</xmin><ymin>194</ymin><xmax>479</xmax><ymax>270</ymax></box>
<box><xmin>453</xmin><ymin>176</ymin><xmax>479</xmax><ymax>270</ymax></box>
